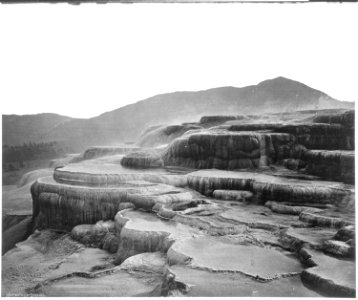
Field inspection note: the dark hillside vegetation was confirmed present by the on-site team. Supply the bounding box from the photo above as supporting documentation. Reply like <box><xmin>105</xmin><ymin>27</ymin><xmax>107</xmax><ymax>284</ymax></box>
<box><xmin>2</xmin><ymin>142</ymin><xmax>65</xmax><ymax>184</ymax></box>
<box><xmin>3</xmin><ymin>141</ymin><xmax>65</xmax><ymax>169</ymax></box>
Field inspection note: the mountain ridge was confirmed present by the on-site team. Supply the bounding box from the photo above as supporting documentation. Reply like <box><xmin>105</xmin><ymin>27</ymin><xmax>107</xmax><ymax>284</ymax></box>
<box><xmin>2</xmin><ymin>77</ymin><xmax>354</xmax><ymax>151</ymax></box>
<box><xmin>2</xmin><ymin>113</ymin><xmax>73</xmax><ymax>146</ymax></box>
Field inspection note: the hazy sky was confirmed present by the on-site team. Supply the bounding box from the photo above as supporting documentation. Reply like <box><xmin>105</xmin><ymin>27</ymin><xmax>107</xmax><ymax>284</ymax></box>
<box><xmin>0</xmin><ymin>3</ymin><xmax>357</xmax><ymax>118</ymax></box>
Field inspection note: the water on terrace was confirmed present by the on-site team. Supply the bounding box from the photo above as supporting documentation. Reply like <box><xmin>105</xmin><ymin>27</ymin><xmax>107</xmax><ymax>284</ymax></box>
<box><xmin>61</xmin><ymin>154</ymin><xmax>193</xmax><ymax>175</ymax></box>
<box><xmin>171</xmin><ymin>236</ymin><xmax>302</xmax><ymax>279</ymax></box>
<box><xmin>120</xmin><ymin>210</ymin><xmax>197</xmax><ymax>238</ymax></box>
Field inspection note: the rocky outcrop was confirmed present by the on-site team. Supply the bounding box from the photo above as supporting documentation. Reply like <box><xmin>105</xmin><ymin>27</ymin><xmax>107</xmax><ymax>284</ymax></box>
<box><xmin>31</xmin><ymin>176</ymin><xmax>196</xmax><ymax>230</ymax></box>
<box><xmin>280</xmin><ymin>227</ymin><xmax>337</xmax><ymax>252</ymax></box>
<box><xmin>121</xmin><ymin>150</ymin><xmax>165</xmax><ymax>169</ymax></box>
<box><xmin>334</xmin><ymin>225</ymin><xmax>355</xmax><ymax>241</ymax></box>
<box><xmin>300</xmin><ymin>250</ymin><xmax>356</xmax><ymax>297</ymax></box>
<box><xmin>227</xmin><ymin>123</ymin><xmax>283</xmax><ymax>132</ymax></box>
<box><xmin>303</xmin><ymin>150</ymin><xmax>354</xmax><ymax>183</ymax></box>
<box><xmin>313</xmin><ymin>110</ymin><xmax>354</xmax><ymax>128</ymax></box>
<box><xmin>283</xmin><ymin>158</ymin><xmax>307</xmax><ymax>170</ymax></box>
<box><xmin>212</xmin><ymin>190</ymin><xmax>253</xmax><ymax>202</ymax></box>
<box><xmin>162</xmin><ymin>120</ymin><xmax>353</xmax><ymax>171</ymax></box>
<box><xmin>275</xmin><ymin>123</ymin><xmax>353</xmax><ymax>150</ymax></box>
<box><xmin>278</xmin><ymin>227</ymin><xmax>356</xmax><ymax>297</ymax></box>
<box><xmin>265</xmin><ymin>201</ymin><xmax>320</xmax><ymax>215</ymax></box>
<box><xmin>2</xmin><ymin>230</ymin><xmax>165</xmax><ymax>297</ymax></box>
<box><xmin>114</xmin><ymin>210</ymin><xmax>194</xmax><ymax>264</ymax></box>
<box><xmin>2</xmin><ymin>211</ymin><xmax>32</xmax><ymax>232</ymax></box>
<box><xmin>227</xmin><ymin>121</ymin><xmax>354</xmax><ymax>150</ymax></box>
<box><xmin>163</xmin><ymin>130</ymin><xmax>295</xmax><ymax>170</ymax></box>
<box><xmin>187</xmin><ymin>170</ymin><xmax>353</xmax><ymax>204</ymax></box>
<box><xmin>322</xmin><ymin>240</ymin><xmax>354</xmax><ymax>258</ymax></box>
<box><xmin>71</xmin><ymin>220</ymin><xmax>117</xmax><ymax>251</ymax></box>
<box><xmin>123</xmin><ymin>111</ymin><xmax>354</xmax><ymax>175</ymax></box>
<box><xmin>299</xmin><ymin>211</ymin><xmax>350</xmax><ymax>228</ymax></box>
<box><xmin>2</xmin><ymin>169</ymin><xmax>57</xmax><ymax>254</ymax></box>
<box><xmin>2</xmin><ymin>215</ymin><xmax>32</xmax><ymax>254</ymax></box>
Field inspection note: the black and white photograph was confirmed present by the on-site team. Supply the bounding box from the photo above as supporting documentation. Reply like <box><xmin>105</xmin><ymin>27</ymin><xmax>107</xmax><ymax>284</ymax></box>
<box><xmin>0</xmin><ymin>1</ymin><xmax>357</xmax><ymax>297</ymax></box>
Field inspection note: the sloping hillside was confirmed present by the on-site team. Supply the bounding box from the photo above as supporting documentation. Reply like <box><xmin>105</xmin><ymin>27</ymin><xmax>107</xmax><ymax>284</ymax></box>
<box><xmin>2</xmin><ymin>113</ymin><xmax>74</xmax><ymax>146</ymax></box>
<box><xmin>3</xmin><ymin>77</ymin><xmax>354</xmax><ymax>152</ymax></box>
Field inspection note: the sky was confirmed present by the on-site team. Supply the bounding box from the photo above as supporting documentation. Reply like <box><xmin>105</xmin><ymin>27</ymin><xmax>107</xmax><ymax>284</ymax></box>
<box><xmin>0</xmin><ymin>3</ymin><xmax>357</xmax><ymax>119</ymax></box>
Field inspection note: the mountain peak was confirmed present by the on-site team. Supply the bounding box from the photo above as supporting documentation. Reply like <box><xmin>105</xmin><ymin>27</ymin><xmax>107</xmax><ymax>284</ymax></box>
<box><xmin>258</xmin><ymin>76</ymin><xmax>304</xmax><ymax>86</ymax></box>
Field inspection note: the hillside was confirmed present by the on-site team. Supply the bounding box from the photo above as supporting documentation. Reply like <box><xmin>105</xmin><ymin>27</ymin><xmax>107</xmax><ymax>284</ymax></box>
<box><xmin>2</xmin><ymin>77</ymin><xmax>354</xmax><ymax>152</ymax></box>
<box><xmin>2</xmin><ymin>113</ymin><xmax>74</xmax><ymax>146</ymax></box>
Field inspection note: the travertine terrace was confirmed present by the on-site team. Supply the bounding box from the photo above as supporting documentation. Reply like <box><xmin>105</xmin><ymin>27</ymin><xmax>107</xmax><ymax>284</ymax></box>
<box><xmin>2</xmin><ymin>109</ymin><xmax>355</xmax><ymax>297</ymax></box>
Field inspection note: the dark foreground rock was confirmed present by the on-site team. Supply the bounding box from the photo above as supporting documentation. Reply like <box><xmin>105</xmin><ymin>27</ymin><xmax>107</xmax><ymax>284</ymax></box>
<box><xmin>1</xmin><ymin>230</ymin><xmax>164</xmax><ymax>297</ymax></box>
<box><xmin>2</xmin><ymin>213</ymin><xmax>32</xmax><ymax>254</ymax></box>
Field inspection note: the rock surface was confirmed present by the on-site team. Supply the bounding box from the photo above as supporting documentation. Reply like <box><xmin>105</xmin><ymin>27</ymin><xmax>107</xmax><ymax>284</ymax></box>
<box><xmin>212</xmin><ymin>189</ymin><xmax>254</xmax><ymax>202</ymax></box>
<box><xmin>121</xmin><ymin>149</ymin><xmax>165</xmax><ymax>168</ymax></box>
<box><xmin>300</xmin><ymin>249</ymin><xmax>356</xmax><ymax>297</ymax></box>
<box><xmin>304</xmin><ymin>150</ymin><xmax>354</xmax><ymax>183</ymax></box>
<box><xmin>169</xmin><ymin>236</ymin><xmax>302</xmax><ymax>279</ymax></box>
<box><xmin>187</xmin><ymin>169</ymin><xmax>353</xmax><ymax>204</ymax></box>
<box><xmin>2</xmin><ymin>230</ymin><xmax>163</xmax><ymax>297</ymax></box>
<box><xmin>31</xmin><ymin>176</ymin><xmax>197</xmax><ymax>230</ymax></box>
<box><xmin>2</xmin><ymin>214</ymin><xmax>32</xmax><ymax>254</ymax></box>
<box><xmin>2</xmin><ymin>108</ymin><xmax>355</xmax><ymax>297</ymax></box>
<box><xmin>163</xmin><ymin>130</ymin><xmax>295</xmax><ymax>169</ymax></box>
<box><xmin>167</xmin><ymin>265</ymin><xmax>318</xmax><ymax>297</ymax></box>
<box><xmin>313</xmin><ymin>110</ymin><xmax>354</xmax><ymax>128</ymax></box>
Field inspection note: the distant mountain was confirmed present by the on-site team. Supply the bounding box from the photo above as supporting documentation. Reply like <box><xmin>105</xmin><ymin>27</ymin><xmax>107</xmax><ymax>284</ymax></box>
<box><xmin>2</xmin><ymin>77</ymin><xmax>354</xmax><ymax>152</ymax></box>
<box><xmin>2</xmin><ymin>113</ymin><xmax>74</xmax><ymax>146</ymax></box>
